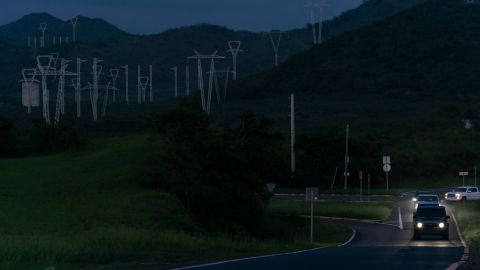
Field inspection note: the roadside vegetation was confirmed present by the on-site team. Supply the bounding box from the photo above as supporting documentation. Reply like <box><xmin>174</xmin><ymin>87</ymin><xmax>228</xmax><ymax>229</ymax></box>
<box><xmin>0</xmin><ymin>102</ymin><xmax>352</xmax><ymax>270</ymax></box>
<box><xmin>268</xmin><ymin>201</ymin><xmax>393</xmax><ymax>221</ymax></box>
<box><xmin>456</xmin><ymin>202</ymin><xmax>480</xmax><ymax>268</ymax></box>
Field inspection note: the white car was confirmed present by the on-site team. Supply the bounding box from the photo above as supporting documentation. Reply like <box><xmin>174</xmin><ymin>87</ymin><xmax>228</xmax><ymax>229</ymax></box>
<box><xmin>445</xmin><ymin>186</ymin><xmax>480</xmax><ymax>201</ymax></box>
<box><xmin>415</xmin><ymin>194</ymin><xmax>440</xmax><ymax>209</ymax></box>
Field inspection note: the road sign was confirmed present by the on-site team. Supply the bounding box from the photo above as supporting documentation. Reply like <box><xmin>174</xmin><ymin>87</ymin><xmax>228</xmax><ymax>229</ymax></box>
<box><xmin>266</xmin><ymin>183</ymin><xmax>277</xmax><ymax>193</ymax></box>
<box><xmin>383</xmin><ymin>164</ymin><xmax>392</xmax><ymax>172</ymax></box>
<box><xmin>459</xmin><ymin>172</ymin><xmax>469</xmax><ymax>176</ymax></box>
<box><xmin>305</xmin><ymin>187</ymin><xmax>319</xmax><ymax>201</ymax></box>
<box><xmin>383</xmin><ymin>156</ymin><xmax>391</xmax><ymax>165</ymax></box>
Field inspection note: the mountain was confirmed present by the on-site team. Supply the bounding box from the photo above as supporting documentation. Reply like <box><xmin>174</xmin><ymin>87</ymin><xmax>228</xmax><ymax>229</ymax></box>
<box><xmin>0</xmin><ymin>13</ymin><xmax>130</xmax><ymax>44</ymax></box>
<box><xmin>0</xmin><ymin>0</ymin><xmax>434</xmax><ymax>130</ymax></box>
<box><xmin>226</xmin><ymin>0</ymin><xmax>480</xmax><ymax>180</ymax></box>
<box><xmin>322</xmin><ymin>0</ymin><xmax>427</xmax><ymax>38</ymax></box>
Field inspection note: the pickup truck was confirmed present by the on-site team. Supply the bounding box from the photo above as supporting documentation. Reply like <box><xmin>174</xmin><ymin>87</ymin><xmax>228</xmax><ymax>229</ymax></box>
<box><xmin>413</xmin><ymin>205</ymin><xmax>450</xmax><ymax>240</ymax></box>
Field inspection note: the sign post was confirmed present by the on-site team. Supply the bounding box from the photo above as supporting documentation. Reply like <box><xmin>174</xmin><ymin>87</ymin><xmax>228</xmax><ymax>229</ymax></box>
<box><xmin>383</xmin><ymin>156</ymin><xmax>391</xmax><ymax>191</ymax></box>
<box><xmin>266</xmin><ymin>183</ymin><xmax>277</xmax><ymax>193</ymax></box>
<box><xmin>459</xmin><ymin>172</ymin><xmax>469</xmax><ymax>186</ymax></box>
<box><xmin>306</xmin><ymin>187</ymin><xmax>319</xmax><ymax>243</ymax></box>
<box><xmin>475</xmin><ymin>166</ymin><xmax>477</xmax><ymax>187</ymax></box>
<box><xmin>359</xmin><ymin>170</ymin><xmax>363</xmax><ymax>201</ymax></box>
<box><xmin>367</xmin><ymin>174</ymin><xmax>371</xmax><ymax>202</ymax></box>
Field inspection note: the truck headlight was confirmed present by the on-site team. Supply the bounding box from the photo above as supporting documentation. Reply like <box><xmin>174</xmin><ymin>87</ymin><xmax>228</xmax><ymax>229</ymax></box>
<box><xmin>417</xmin><ymin>222</ymin><xmax>423</xmax><ymax>229</ymax></box>
<box><xmin>412</xmin><ymin>198</ymin><xmax>417</xmax><ymax>202</ymax></box>
<box><xmin>439</xmin><ymin>222</ymin><xmax>445</xmax><ymax>229</ymax></box>
<box><xmin>455</xmin><ymin>194</ymin><xmax>462</xmax><ymax>200</ymax></box>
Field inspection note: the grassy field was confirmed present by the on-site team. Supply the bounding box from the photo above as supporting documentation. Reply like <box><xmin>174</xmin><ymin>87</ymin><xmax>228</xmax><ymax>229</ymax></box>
<box><xmin>0</xmin><ymin>135</ymin><xmax>352</xmax><ymax>270</ymax></box>
<box><xmin>456</xmin><ymin>201</ymin><xmax>480</xmax><ymax>267</ymax></box>
<box><xmin>268</xmin><ymin>201</ymin><xmax>393</xmax><ymax>221</ymax></box>
<box><xmin>275</xmin><ymin>177</ymin><xmax>467</xmax><ymax>197</ymax></box>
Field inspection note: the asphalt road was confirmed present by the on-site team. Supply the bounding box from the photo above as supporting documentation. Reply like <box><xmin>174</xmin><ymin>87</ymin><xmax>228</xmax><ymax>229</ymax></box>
<box><xmin>170</xmin><ymin>192</ymin><xmax>466</xmax><ymax>270</ymax></box>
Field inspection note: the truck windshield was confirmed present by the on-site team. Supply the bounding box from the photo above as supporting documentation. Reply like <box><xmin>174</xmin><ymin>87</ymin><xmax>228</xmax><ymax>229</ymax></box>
<box><xmin>418</xmin><ymin>195</ymin><xmax>438</xmax><ymax>202</ymax></box>
<box><xmin>454</xmin><ymin>188</ymin><xmax>467</xmax><ymax>192</ymax></box>
<box><xmin>416</xmin><ymin>208</ymin><xmax>446</xmax><ymax>217</ymax></box>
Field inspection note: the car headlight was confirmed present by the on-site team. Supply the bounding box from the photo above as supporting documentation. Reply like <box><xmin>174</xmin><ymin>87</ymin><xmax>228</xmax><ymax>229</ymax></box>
<box><xmin>439</xmin><ymin>222</ymin><xmax>445</xmax><ymax>229</ymax></box>
<box><xmin>412</xmin><ymin>198</ymin><xmax>417</xmax><ymax>202</ymax></box>
<box><xmin>417</xmin><ymin>222</ymin><xmax>423</xmax><ymax>229</ymax></box>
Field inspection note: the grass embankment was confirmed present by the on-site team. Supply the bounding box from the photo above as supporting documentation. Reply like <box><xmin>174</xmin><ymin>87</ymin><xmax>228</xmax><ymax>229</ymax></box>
<box><xmin>0</xmin><ymin>135</ymin><xmax>351</xmax><ymax>270</ymax></box>
<box><xmin>268</xmin><ymin>201</ymin><xmax>393</xmax><ymax>221</ymax></box>
<box><xmin>456</xmin><ymin>202</ymin><xmax>480</xmax><ymax>267</ymax></box>
<box><xmin>275</xmin><ymin>177</ymin><xmax>468</xmax><ymax>197</ymax></box>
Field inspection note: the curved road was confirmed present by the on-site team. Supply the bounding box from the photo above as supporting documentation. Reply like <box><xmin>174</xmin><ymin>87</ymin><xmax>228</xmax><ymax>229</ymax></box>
<box><xmin>170</xmin><ymin>193</ymin><xmax>466</xmax><ymax>270</ymax></box>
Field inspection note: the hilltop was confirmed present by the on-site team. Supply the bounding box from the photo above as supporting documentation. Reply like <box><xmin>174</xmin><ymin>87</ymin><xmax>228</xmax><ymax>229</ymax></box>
<box><xmin>0</xmin><ymin>13</ymin><xmax>129</xmax><ymax>43</ymax></box>
<box><xmin>226</xmin><ymin>0</ymin><xmax>480</xmax><ymax>180</ymax></box>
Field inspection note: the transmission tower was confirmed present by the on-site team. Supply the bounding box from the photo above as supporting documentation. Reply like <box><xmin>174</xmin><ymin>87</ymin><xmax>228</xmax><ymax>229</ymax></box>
<box><xmin>22</xmin><ymin>54</ymin><xmax>78</xmax><ymax>124</ymax></box>
<box><xmin>110</xmin><ymin>69</ymin><xmax>120</xmax><ymax>102</ymax></box>
<box><xmin>101</xmin><ymin>82</ymin><xmax>112</xmax><ymax>118</ymax></box>
<box><xmin>70</xmin><ymin>17</ymin><xmax>78</xmax><ymax>42</ymax></box>
<box><xmin>90</xmin><ymin>58</ymin><xmax>103</xmax><ymax>121</ymax></box>
<box><xmin>36</xmin><ymin>55</ymin><xmax>54</xmax><ymax>123</ymax></box>
<box><xmin>208</xmin><ymin>68</ymin><xmax>232</xmax><ymax>105</ymax></box>
<box><xmin>122</xmin><ymin>65</ymin><xmax>129</xmax><ymax>104</ymax></box>
<box><xmin>185</xmin><ymin>65</ymin><xmax>190</xmax><ymax>96</ymax></box>
<box><xmin>317</xmin><ymin>1</ymin><xmax>329</xmax><ymax>44</ymax></box>
<box><xmin>20</xmin><ymin>68</ymin><xmax>40</xmax><ymax>113</ymax></box>
<box><xmin>136</xmin><ymin>65</ymin><xmax>152</xmax><ymax>104</ymax></box>
<box><xmin>54</xmin><ymin>58</ymin><xmax>71</xmax><ymax>125</ymax></box>
<box><xmin>149</xmin><ymin>65</ymin><xmax>153</xmax><ymax>102</ymax></box>
<box><xmin>265</xmin><ymin>30</ymin><xmax>287</xmax><ymax>66</ymax></box>
<box><xmin>187</xmin><ymin>51</ymin><xmax>224</xmax><ymax>115</ymax></box>
<box><xmin>39</xmin><ymin>23</ymin><xmax>47</xmax><ymax>48</ymax></box>
<box><xmin>306</xmin><ymin>1</ymin><xmax>319</xmax><ymax>45</ymax></box>
<box><xmin>227</xmin><ymin>41</ymin><xmax>243</xmax><ymax>80</ymax></box>
<box><xmin>171</xmin><ymin>66</ymin><xmax>178</xmax><ymax>97</ymax></box>
<box><xmin>72</xmin><ymin>58</ymin><xmax>87</xmax><ymax>118</ymax></box>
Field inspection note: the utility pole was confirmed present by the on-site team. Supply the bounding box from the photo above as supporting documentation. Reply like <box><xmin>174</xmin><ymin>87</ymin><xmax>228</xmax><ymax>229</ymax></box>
<box><xmin>227</xmin><ymin>41</ymin><xmax>243</xmax><ymax>80</ymax></box>
<box><xmin>171</xmin><ymin>66</ymin><xmax>178</xmax><ymax>97</ymax></box>
<box><xmin>344</xmin><ymin>124</ymin><xmax>350</xmax><ymax>190</ymax></box>
<box><xmin>290</xmin><ymin>93</ymin><xmax>296</xmax><ymax>178</ymax></box>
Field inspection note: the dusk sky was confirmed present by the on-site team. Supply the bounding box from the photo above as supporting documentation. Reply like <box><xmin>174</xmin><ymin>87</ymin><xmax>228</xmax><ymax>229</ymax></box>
<box><xmin>0</xmin><ymin>0</ymin><xmax>362</xmax><ymax>34</ymax></box>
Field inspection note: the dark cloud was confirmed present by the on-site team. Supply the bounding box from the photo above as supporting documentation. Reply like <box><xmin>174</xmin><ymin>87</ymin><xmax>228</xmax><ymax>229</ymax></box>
<box><xmin>0</xmin><ymin>0</ymin><xmax>362</xmax><ymax>34</ymax></box>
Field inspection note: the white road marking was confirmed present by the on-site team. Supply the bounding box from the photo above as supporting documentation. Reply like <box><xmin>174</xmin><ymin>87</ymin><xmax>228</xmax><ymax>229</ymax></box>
<box><xmin>166</xmin><ymin>247</ymin><xmax>326</xmax><ymax>270</ymax></box>
<box><xmin>168</xmin><ymin>225</ymin><xmax>358</xmax><ymax>270</ymax></box>
<box><xmin>338</xmin><ymin>229</ymin><xmax>356</xmax><ymax>247</ymax></box>
<box><xmin>445</xmin><ymin>207</ymin><xmax>469</xmax><ymax>270</ymax></box>
<box><xmin>450</xmin><ymin>210</ymin><xmax>466</xmax><ymax>247</ymax></box>
<box><xmin>398</xmin><ymin>207</ymin><xmax>404</xmax><ymax>230</ymax></box>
